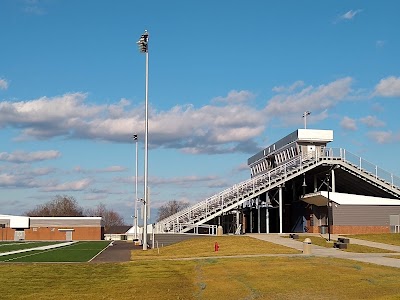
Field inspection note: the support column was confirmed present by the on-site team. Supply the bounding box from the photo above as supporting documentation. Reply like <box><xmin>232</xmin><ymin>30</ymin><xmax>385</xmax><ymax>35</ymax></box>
<box><xmin>257</xmin><ymin>197</ymin><xmax>261</xmax><ymax>233</ymax></box>
<box><xmin>249</xmin><ymin>202</ymin><xmax>253</xmax><ymax>233</ymax></box>
<box><xmin>331</xmin><ymin>169</ymin><xmax>336</xmax><ymax>193</ymax></box>
<box><xmin>279</xmin><ymin>186</ymin><xmax>283</xmax><ymax>234</ymax></box>
<box><xmin>266</xmin><ymin>193</ymin><xmax>270</xmax><ymax>233</ymax></box>
<box><xmin>313</xmin><ymin>175</ymin><xmax>317</xmax><ymax>192</ymax></box>
<box><xmin>236</xmin><ymin>207</ymin><xmax>240</xmax><ymax>233</ymax></box>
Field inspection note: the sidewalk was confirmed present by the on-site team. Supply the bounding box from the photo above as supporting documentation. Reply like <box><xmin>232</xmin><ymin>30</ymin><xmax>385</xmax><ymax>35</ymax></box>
<box><xmin>247</xmin><ymin>233</ymin><xmax>400</xmax><ymax>269</ymax></box>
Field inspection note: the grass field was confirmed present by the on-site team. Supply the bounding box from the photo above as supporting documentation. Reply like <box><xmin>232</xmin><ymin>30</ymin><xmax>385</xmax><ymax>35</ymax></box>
<box><xmin>1</xmin><ymin>236</ymin><xmax>400</xmax><ymax>299</ymax></box>
<box><xmin>133</xmin><ymin>236</ymin><xmax>300</xmax><ymax>260</ymax></box>
<box><xmin>1</xmin><ymin>255</ymin><xmax>400</xmax><ymax>299</ymax></box>
<box><xmin>0</xmin><ymin>241</ymin><xmax>109</xmax><ymax>262</ymax></box>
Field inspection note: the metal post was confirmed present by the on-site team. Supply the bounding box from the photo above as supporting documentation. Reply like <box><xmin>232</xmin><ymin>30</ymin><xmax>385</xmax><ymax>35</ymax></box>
<box><xmin>313</xmin><ymin>175</ymin><xmax>317</xmax><ymax>193</ymax></box>
<box><xmin>257</xmin><ymin>197</ymin><xmax>261</xmax><ymax>233</ymax></box>
<box><xmin>303</xmin><ymin>111</ymin><xmax>311</xmax><ymax>129</ymax></box>
<box><xmin>152</xmin><ymin>224</ymin><xmax>155</xmax><ymax>249</ymax></box>
<box><xmin>137</xmin><ymin>30</ymin><xmax>149</xmax><ymax>250</ymax></box>
<box><xmin>133</xmin><ymin>134</ymin><xmax>138</xmax><ymax>239</ymax></box>
<box><xmin>249</xmin><ymin>204</ymin><xmax>253</xmax><ymax>233</ymax></box>
<box><xmin>266</xmin><ymin>193</ymin><xmax>270</xmax><ymax>233</ymax></box>
<box><xmin>279</xmin><ymin>186</ymin><xmax>283</xmax><ymax>234</ymax></box>
<box><xmin>236</xmin><ymin>208</ymin><xmax>240</xmax><ymax>233</ymax></box>
<box><xmin>326</xmin><ymin>173</ymin><xmax>332</xmax><ymax>241</ymax></box>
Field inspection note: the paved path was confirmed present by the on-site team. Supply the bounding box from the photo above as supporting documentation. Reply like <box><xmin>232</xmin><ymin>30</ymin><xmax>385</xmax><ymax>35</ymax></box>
<box><xmin>90</xmin><ymin>241</ymin><xmax>141</xmax><ymax>263</ymax></box>
<box><xmin>248</xmin><ymin>233</ymin><xmax>400</xmax><ymax>268</ymax></box>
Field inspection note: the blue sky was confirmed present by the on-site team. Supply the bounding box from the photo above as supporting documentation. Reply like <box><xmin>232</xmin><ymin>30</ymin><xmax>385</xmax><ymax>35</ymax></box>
<box><xmin>1</xmin><ymin>0</ymin><xmax>400</xmax><ymax>223</ymax></box>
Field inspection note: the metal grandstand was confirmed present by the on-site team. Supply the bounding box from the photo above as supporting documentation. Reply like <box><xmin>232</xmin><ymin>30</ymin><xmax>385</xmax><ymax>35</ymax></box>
<box><xmin>154</xmin><ymin>129</ymin><xmax>400</xmax><ymax>235</ymax></box>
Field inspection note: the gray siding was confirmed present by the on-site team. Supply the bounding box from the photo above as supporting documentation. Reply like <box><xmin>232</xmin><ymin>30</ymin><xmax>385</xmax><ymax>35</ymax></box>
<box><xmin>333</xmin><ymin>205</ymin><xmax>400</xmax><ymax>226</ymax></box>
<box><xmin>30</xmin><ymin>218</ymin><xmax>101</xmax><ymax>227</ymax></box>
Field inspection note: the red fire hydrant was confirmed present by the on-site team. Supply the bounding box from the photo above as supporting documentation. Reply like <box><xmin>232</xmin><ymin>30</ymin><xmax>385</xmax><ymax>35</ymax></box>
<box><xmin>214</xmin><ymin>242</ymin><xmax>219</xmax><ymax>252</ymax></box>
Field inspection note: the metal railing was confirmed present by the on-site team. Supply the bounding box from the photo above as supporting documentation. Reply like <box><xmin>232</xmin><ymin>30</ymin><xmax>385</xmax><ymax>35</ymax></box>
<box><xmin>156</xmin><ymin>147</ymin><xmax>400</xmax><ymax>234</ymax></box>
<box><xmin>325</xmin><ymin>148</ymin><xmax>400</xmax><ymax>188</ymax></box>
<box><xmin>155</xmin><ymin>154</ymin><xmax>317</xmax><ymax>233</ymax></box>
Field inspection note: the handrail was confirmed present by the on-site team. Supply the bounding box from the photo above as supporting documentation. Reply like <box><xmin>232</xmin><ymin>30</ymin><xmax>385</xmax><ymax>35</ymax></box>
<box><xmin>156</xmin><ymin>154</ymin><xmax>309</xmax><ymax>232</ymax></box>
<box><xmin>324</xmin><ymin>148</ymin><xmax>400</xmax><ymax>188</ymax></box>
<box><xmin>156</xmin><ymin>147</ymin><xmax>400</xmax><ymax>233</ymax></box>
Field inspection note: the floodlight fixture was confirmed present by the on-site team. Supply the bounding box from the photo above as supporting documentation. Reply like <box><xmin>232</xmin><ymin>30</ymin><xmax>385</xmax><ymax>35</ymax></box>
<box><xmin>137</xmin><ymin>30</ymin><xmax>149</xmax><ymax>53</ymax></box>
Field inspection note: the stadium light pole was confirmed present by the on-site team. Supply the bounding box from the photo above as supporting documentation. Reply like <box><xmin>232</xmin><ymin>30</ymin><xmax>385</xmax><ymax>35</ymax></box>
<box><xmin>302</xmin><ymin>111</ymin><xmax>311</xmax><ymax>129</ymax></box>
<box><xmin>137</xmin><ymin>30</ymin><xmax>149</xmax><ymax>250</ymax></box>
<box><xmin>133</xmin><ymin>134</ymin><xmax>138</xmax><ymax>240</ymax></box>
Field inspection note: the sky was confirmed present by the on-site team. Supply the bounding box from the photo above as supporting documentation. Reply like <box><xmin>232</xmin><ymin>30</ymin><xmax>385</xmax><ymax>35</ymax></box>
<box><xmin>1</xmin><ymin>0</ymin><xmax>400</xmax><ymax>224</ymax></box>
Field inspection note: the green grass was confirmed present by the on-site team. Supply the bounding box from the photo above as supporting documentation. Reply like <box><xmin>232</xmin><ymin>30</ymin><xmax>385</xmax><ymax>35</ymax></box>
<box><xmin>132</xmin><ymin>236</ymin><xmax>300</xmax><ymax>260</ymax></box>
<box><xmin>347</xmin><ymin>234</ymin><xmax>400</xmax><ymax>246</ymax></box>
<box><xmin>0</xmin><ymin>241</ymin><xmax>110</xmax><ymax>262</ymax></box>
<box><xmin>1</xmin><ymin>256</ymin><xmax>400</xmax><ymax>299</ymax></box>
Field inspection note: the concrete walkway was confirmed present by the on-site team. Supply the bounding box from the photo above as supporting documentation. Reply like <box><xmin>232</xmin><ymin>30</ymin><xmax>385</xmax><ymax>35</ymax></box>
<box><xmin>247</xmin><ymin>233</ymin><xmax>400</xmax><ymax>269</ymax></box>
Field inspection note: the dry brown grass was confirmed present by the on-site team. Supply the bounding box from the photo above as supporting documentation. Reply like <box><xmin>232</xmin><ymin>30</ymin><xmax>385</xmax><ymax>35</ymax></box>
<box><xmin>347</xmin><ymin>233</ymin><xmax>400</xmax><ymax>246</ymax></box>
<box><xmin>2</xmin><ymin>256</ymin><xmax>400</xmax><ymax>299</ymax></box>
<box><xmin>132</xmin><ymin>235</ymin><xmax>299</xmax><ymax>260</ymax></box>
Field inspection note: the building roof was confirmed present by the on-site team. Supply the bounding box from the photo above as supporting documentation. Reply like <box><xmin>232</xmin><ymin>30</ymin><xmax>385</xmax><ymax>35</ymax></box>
<box><xmin>302</xmin><ymin>191</ymin><xmax>400</xmax><ymax>206</ymax></box>
<box><xmin>104</xmin><ymin>226</ymin><xmax>132</xmax><ymax>234</ymax></box>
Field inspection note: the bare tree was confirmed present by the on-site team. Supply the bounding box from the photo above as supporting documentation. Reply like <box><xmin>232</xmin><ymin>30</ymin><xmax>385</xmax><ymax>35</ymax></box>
<box><xmin>85</xmin><ymin>203</ymin><xmax>126</xmax><ymax>231</ymax></box>
<box><xmin>157</xmin><ymin>200</ymin><xmax>190</xmax><ymax>222</ymax></box>
<box><xmin>25</xmin><ymin>195</ymin><xmax>84</xmax><ymax>217</ymax></box>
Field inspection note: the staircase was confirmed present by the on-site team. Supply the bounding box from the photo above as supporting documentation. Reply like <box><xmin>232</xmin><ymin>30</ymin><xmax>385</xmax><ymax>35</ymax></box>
<box><xmin>155</xmin><ymin>148</ymin><xmax>400</xmax><ymax>234</ymax></box>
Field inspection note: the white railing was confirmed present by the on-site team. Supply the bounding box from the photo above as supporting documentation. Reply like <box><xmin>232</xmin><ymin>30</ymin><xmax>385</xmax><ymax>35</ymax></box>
<box><xmin>156</xmin><ymin>147</ymin><xmax>400</xmax><ymax>234</ymax></box>
<box><xmin>155</xmin><ymin>154</ymin><xmax>316</xmax><ymax>233</ymax></box>
<box><xmin>325</xmin><ymin>148</ymin><xmax>400</xmax><ymax>188</ymax></box>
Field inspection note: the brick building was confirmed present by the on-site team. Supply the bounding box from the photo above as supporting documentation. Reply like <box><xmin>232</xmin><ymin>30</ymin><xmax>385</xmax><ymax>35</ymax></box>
<box><xmin>0</xmin><ymin>215</ymin><xmax>103</xmax><ymax>241</ymax></box>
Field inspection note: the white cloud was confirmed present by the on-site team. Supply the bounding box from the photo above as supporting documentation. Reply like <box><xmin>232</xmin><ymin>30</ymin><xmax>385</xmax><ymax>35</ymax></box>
<box><xmin>74</xmin><ymin>165</ymin><xmax>127</xmax><ymax>173</ymax></box>
<box><xmin>0</xmin><ymin>174</ymin><xmax>19</xmax><ymax>186</ymax></box>
<box><xmin>0</xmin><ymin>79</ymin><xmax>355</xmax><ymax>155</ymax></box>
<box><xmin>212</xmin><ymin>90</ymin><xmax>255</xmax><ymax>104</ymax></box>
<box><xmin>150</xmin><ymin>175</ymin><xmax>219</xmax><ymax>186</ymax></box>
<box><xmin>265</xmin><ymin>77</ymin><xmax>353</xmax><ymax>125</ymax></box>
<box><xmin>41</xmin><ymin>178</ymin><xmax>92</xmax><ymax>192</ymax></box>
<box><xmin>367</xmin><ymin>131</ymin><xmax>400</xmax><ymax>144</ymax></box>
<box><xmin>0</xmin><ymin>168</ymin><xmax>52</xmax><ymax>188</ymax></box>
<box><xmin>0</xmin><ymin>91</ymin><xmax>265</xmax><ymax>154</ymax></box>
<box><xmin>272</xmin><ymin>81</ymin><xmax>305</xmax><ymax>93</ymax></box>
<box><xmin>340</xmin><ymin>9</ymin><xmax>362</xmax><ymax>20</ymax></box>
<box><xmin>374</xmin><ymin>76</ymin><xmax>400</xmax><ymax>97</ymax></box>
<box><xmin>340</xmin><ymin>116</ymin><xmax>357</xmax><ymax>131</ymax></box>
<box><xmin>0</xmin><ymin>78</ymin><xmax>9</xmax><ymax>90</ymax></box>
<box><xmin>359</xmin><ymin>116</ymin><xmax>385</xmax><ymax>128</ymax></box>
<box><xmin>0</xmin><ymin>150</ymin><xmax>61</xmax><ymax>163</ymax></box>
